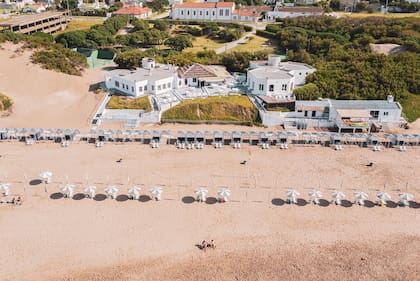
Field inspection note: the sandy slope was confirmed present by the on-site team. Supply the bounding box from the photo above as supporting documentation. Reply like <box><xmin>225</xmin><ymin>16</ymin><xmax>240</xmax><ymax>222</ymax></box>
<box><xmin>0</xmin><ymin>43</ymin><xmax>104</xmax><ymax>129</ymax></box>
<box><xmin>0</xmin><ymin>143</ymin><xmax>419</xmax><ymax>281</ymax></box>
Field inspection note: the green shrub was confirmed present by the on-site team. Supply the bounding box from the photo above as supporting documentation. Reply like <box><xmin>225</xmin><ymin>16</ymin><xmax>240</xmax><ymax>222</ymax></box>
<box><xmin>0</xmin><ymin>93</ymin><xmax>13</xmax><ymax>111</ymax></box>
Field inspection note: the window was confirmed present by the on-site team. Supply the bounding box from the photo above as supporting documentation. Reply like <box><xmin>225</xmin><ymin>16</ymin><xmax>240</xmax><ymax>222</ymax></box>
<box><xmin>158</xmin><ymin>85</ymin><xmax>161</xmax><ymax>90</ymax></box>
<box><xmin>259</xmin><ymin>84</ymin><xmax>264</xmax><ymax>91</ymax></box>
<box><xmin>192</xmin><ymin>78</ymin><xmax>197</xmax><ymax>82</ymax></box>
<box><xmin>184</xmin><ymin>79</ymin><xmax>188</xmax><ymax>84</ymax></box>
<box><xmin>181</xmin><ymin>10</ymin><xmax>184</xmax><ymax>15</ymax></box>
<box><xmin>299</xmin><ymin>72</ymin><xmax>302</xmax><ymax>75</ymax></box>
<box><xmin>193</xmin><ymin>11</ymin><xmax>196</xmax><ymax>16</ymax></box>
<box><xmin>187</xmin><ymin>11</ymin><xmax>189</xmax><ymax>15</ymax></box>
<box><xmin>139</xmin><ymin>86</ymin><xmax>143</xmax><ymax>92</ymax></box>
<box><xmin>121</xmin><ymin>83</ymin><xmax>124</xmax><ymax>89</ymax></box>
<box><xmin>179</xmin><ymin>81</ymin><xmax>182</xmax><ymax>86</ymax></box>
<box><xmin>225</xmin><ymin>9</ymin><xmax>229</xmax><ymax>16</ymax></box>
<box><xmin>219</xmin><ymin>9</ymin><xmax>223</xmax><ymax>16</ymax></box>
<box><xmin>384</xmin><ymin>112</ymin><xmax>389</xmax><ymax>116</ymax></box>
<box><xmin>213</xmin><ymin>11</ymin><xmax>215</xmax><ymax>16</ymax></box>
<box><xmin>115</xmin><ymin>81</ymin><xmax>119</xmax><ymax>87</ymax></box>
<box><xmin>297</xmin><ymin>110</ymin><xmax>302</xmax><ymax>113</ymax></box>
<box><xmin>152</xmin><ymin>85</ymin><xmax>154</xmax><ymax>90</ymax></box>
<box><xmin>304</xmin><ymin>111</ymin><xmax>308</xmax><ymax>117</ymax></box>
<box><xmin>282</xmin><ymin>84</ymin><xmax>287</xmax><ymax>91</ymax></box>
<box><xmin>200</xmin><ymin>11</ymin><xmax>202</xmax><ymax>16</ymax></box>
<box><xmin>167</xmin><ymin>82</ymin><xmax>171</xmax><ymax>88</ymax></box>
<box><xmin>131</xmin><ymin>86</ymin><xmax>134</xmax><ymax>92</ymax></box>
<box><xmin>206</xmin><ymin>11</ymin><xmax>209</xmax><ymax>16</ymax></box>
<box><xmin>144</xmin><ymin>85</ymin><xmax>147</xmax><ymax>91</ymax></box>
<box><xmin>269</xmin><ymin>85</ymin><xmax>274</xmax><ymax>92</ymax></box>
<box><xmin>370</xmin><ymin>110</ymin><xmax>379</xmax><ymax>118</ymax></box>
<box><xmin>163</xmin><ymin>84</ymin><xmax>166</xmax><ymax>89</ymax></box>
<box><xmin>312</xmin><ymin>111</ymin><xmax>316</xmax><ymax>117</ymax></box>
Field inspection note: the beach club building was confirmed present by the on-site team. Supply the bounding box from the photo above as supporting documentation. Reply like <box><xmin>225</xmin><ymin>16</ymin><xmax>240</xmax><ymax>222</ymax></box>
<box><xmin>171</xmin><ymin>2</ymin><xmax>259</xmax><ymax>22</ymax></box>
<box><xmin>266</xmin><ymin>6</ymin><xmax>324</xmax><ymax>21</ymax></box>
<box><xmin>246</xmin><ymin>55</ymin><xmax>316</xmax><ymax>100</ymax></box>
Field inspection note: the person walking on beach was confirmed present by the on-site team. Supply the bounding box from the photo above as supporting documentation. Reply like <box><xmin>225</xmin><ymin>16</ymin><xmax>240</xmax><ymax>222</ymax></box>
<box><xmin>201</xmin><ymin>240</ymin><xmax>206</xmax><ymax>252</ymax></box>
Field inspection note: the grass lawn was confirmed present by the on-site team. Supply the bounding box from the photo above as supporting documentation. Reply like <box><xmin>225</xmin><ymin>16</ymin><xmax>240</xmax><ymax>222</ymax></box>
<box><xmin>228</xmin><ymin>35</ymin><xmax>276</xmax><ymax>53</ymax></box>
<box><xmin>401</xmin><ymin>93</ymin><xmax>420</xmax><ymax>123</ymax></box>
<box><xmin>55</xmin><ymin>19</ymin><xmax>104</xmax><ymax>35</ymax></box>
<box><xmin>337</xmin><ymin>12</ymin><xmax>420</xmax><ymax>19</ymax></box>
<box><xmin>266</xmin><ymin>106</ymin><xmax>291</xmax><ymax>112</ymax></box>
<box><xmin>106</xmin><ymin>95</ymin><xmax>152</xmax><ymax>111</ymax></box>
<box><xmin>162</xmin><ymin>95</ymin><xmax>260</xmax><ymax>124</ymax></box>
<box><xmin>184</xmin><ymin>36</ymin><xmax>224</xmax><ymax>53</ymax></box>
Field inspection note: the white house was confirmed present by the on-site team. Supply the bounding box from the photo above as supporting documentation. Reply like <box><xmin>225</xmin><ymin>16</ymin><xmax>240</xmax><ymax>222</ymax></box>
<box><xmin>266</xmin><ymin>6</ymin><xmax>324</xmax><ymax>21</ymax></box>
<box><xmin>105</xmin><ymin>58</ymin><xmax>181</xmax><ymax>97</ymax></box>
<box><xmin>247</xmin><ymin>55</ymin><xmax>316</xmax><ymax>99</ymax></box>
<box><xmin>171</xmin><ymin>2</ymin><xmax>236</xmax><ymax>21</ymax></box>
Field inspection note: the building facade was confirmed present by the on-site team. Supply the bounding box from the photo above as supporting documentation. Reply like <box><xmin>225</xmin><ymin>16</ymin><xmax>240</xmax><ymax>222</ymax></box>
<box><xmin>266</xmin><ymin>6</ymin><xmax>324</xmax><ymax>21</ymax></box>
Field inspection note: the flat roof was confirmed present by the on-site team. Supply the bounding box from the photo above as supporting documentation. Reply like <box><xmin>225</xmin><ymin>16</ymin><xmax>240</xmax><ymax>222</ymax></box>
<box><xmin>248</xmin><ymin>66</ymin><xmax>293</xmax><ymax>79</ymax></box>
<box><xmin>331</xmin><ymin>100</ymin><xmax>400</xmax><ymax>110</ymax></box>
<box><xmin>106</xmin><ymin>65</ymin><xmax>177</xmax><ymax>82</ymax></box>
<box><xmin>0</xmin><ymin>11</ymin><xmax>68</xmax><ymax>27</ymax></box>
<box><xmin>336</xmin><ymin>109</ymin><xmax>371</xmax><ymax>118</ymax></box>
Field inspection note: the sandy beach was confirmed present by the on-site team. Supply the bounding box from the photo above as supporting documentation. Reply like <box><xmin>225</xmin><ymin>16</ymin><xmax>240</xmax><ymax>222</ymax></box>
<box><xmin>0</xmin><ymin>142</ymin><xmax>419</xmax><ymax>281</ymax></box>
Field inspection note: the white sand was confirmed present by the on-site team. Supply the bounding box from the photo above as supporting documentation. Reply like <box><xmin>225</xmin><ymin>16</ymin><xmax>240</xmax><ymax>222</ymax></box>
<box><xmin>0</xmin><ymin>43</ymin><xmax>104</xmax><ymax>129</ymax></box>
<box><xmin>0</xmin><ymin>142</ymin><xmax>419</xmax><ymax>281</ymax></box>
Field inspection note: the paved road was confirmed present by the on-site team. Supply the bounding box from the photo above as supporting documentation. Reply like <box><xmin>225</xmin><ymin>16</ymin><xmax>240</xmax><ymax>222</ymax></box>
<box><xmin>215</xmin><ymin>31</ymin><xmax>255</xmax><ymax>54</ymax></box>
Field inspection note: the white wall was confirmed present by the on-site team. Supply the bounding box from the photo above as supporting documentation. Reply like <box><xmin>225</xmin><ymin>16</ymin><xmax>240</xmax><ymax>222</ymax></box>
<box><xmin>287</xmin><ymin>68</ymin><xmax>315</xmax><ymax>86</ymax></box>
<box><xmin>247</xmin><ymin>73</ymin><xmax>294</xmax><ymax>97</ymax></box>
<box><xmin>172</xmin><ymin>7</ymin><xmax>234</xmax><ymax>21</ymax></box>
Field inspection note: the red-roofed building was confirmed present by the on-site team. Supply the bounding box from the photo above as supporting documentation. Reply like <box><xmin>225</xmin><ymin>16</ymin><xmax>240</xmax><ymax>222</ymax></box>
<box><xmin>171</xmin><ymin>2</ymin><xmax>258</xmax><ymax>22</ymax></box>
<box><xmin>114</xmin><ymin>5</ymin><xmax>152</xmax><ymax>19</ymax></box>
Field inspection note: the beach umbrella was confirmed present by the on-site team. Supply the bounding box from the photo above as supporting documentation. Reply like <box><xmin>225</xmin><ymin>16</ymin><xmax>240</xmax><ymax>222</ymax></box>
<box><xmin>60</xmin><ymin>184</ymin><xmax>75</xmax><ymax>198</ymax></box>
<box><xmin>83</xmin><ymin>185</ymin><xmax>96</xmax><ymax>199</ymax></box>
<box><xmin>354</xmin><ymin>191</ymin><xmax>368</xmax><ymax>206</ymax></box>
<box><xmin>104</xmin><ymin>185</ymin><xmax>119</xmax><ymax>199</ymax></box>
<box><xmin>399</xmin><ymin>193</ymin><xmax>414</xmax><ymax>207</ymax></box>
<box><xmin>332</xmin><ymin>191</ymin><xmax>345</xmax><ymax>205</ymax></box>
<box><xmin>308</xmin><ymin>189</ymin><xmax>322</xmax><ymax>205</ymax></box>
<box><xmin>217</xmin><ymin>188</ymin><xmax>231</xmax><ymax>203</ymax></box>
<box><xmin>195</xmin><ymin>187</ymin><xmax>209</xmax><ymax>202</ymax></box>
<box><xmin>39</xmin><ymin>171</ymin><xmax>52</xmax><ymax>183</ymax></box>
<box><xmin>287</xmin><ymin>189</ymin><xmax>300</xmax><ymax>204</ymax></box>
<box><xmin>0</xmin><ymin>183</ymin><xmax>10</xmax><ymax>196</ymax></box>
<box><xmin>149</xmin><ymin>186</ymin><xmax>163</xmax><ymax>201</ymax></box>
<box><xmin>376</xmin><ymin>192</ymin><xmax>391</xmax><ymax>206</ymax></box>
<box><xmin>128</xmin><ymin>186</ymin><xmax>141</xmax><ymax>200</ymax></box>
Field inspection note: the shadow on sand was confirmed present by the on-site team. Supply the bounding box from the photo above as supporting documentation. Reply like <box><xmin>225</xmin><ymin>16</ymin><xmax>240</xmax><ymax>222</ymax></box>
<box><xmin>139</xmin><ymin>195</ymin><xmax>151</xmax><ymax>202</ymax></box>
<box><xmin>341</xmin><ymin>200</ymin><xmax>353</xmax><ymax>208</ymax></box>
<box><xmin>116</xmin><ymin>195</ymin><xmax>129</xmax><ymax>202</ymax></box>
<box><xmin>386</xmin><ymin>200</ymin><xmax>398</xmax><ymax>208</ymax></box>
<box><xmin>93</xmin><ymin>194</ymin><xmax>107</xmax><ymax>201</ymax></box>
<box><xmin>364</xmin><ymin>200</ymin><xmax>375</xmax><ymax>208</ymax></box>
<box><xmin>296</xmin><ymin>198</ymin><xmax>307</xmax><ymax>207</ymax></box>
<box><xmin>73</xmin><ymin>193</ymin><xmax>85</xmax><ymax>200</ymax></box>
<box><xmin>409</xmin><ymin>201</ymin><xmax>420</xmax><ymax>209</ymax></box>
<box><xmin>318</xmin><ymin>199</ymin><xmax>330</xmax><ymax>207</ymax></box>
<box><xmin>30</xmin><ymin>179</ymin><xmax>42</xmax><ymax>185</ymax></box>
<box><xmin>182</xmin><ymin>196</ymin><xmax>195</xmax><ymax>204</ymax></box>
<box><xmin>50</xmin><ymin>192</ymin><xmax>63</xmax><ymax>200</ymax></box>
<box><xmin>206</xmin><ymin>197</ymin><xmax>218</xmax><ymax>205</ymax></box>
<box><xmin>271</xmin><ymin>198</ymin><xmax>285</xmax><ymax>206</ymax></box>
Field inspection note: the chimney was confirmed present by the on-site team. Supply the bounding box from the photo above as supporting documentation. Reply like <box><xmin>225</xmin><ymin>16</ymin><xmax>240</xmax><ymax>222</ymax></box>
<box><xmin>387</xmin><ymin>95</ymin><xmax>394</xmax><ymax>103</ymax></box>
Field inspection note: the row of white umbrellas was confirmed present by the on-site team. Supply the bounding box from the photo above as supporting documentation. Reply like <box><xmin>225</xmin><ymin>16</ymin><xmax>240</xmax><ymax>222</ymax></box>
<box><xmin>195</xmin><ymin>187</ymin><xmax>231</xmax><ymax>202</ymax></box>
<box><xmin>287</xmin><ymin>189</ymin><xmax>415</xmax><ymax>206</ymax></box>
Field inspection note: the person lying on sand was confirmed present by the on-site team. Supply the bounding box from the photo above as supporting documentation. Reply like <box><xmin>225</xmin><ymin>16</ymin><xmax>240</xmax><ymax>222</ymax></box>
<box><xmin>15</xmin><ymin>196</ymin><xmax>22</xmax><ymax>205</ymax></box>
<box><xmin>201</xmin><ymin>240</ymin><xmax>207</xmax><ymax>252</ymax></box>
<box><xmin>207</xmin><ymin>240</ymin><xmax>215</xmax><ymax>249</ymax></box>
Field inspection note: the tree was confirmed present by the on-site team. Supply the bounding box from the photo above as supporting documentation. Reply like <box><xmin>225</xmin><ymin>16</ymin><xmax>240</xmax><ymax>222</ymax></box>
<box><xmin>58</xmin><ymin>0</ymin><xmax>78</xmax><ymax>10</ymax></box>
<box><xmin>114</xmin><ymin>50</ymin><xmax>145</xmax><ymax>69</ymax></box>
<box><xmin>154</xmin><ymin>20</ymin><xmax>169</xmax><ymax>31</ymax></box>
<box><xmin>329</xmin><ymin>0</ymin><xmax>341</xmax><ymax>11</ymax></box>
<box><xmin>146</xmin><ymin>0</ymin><xmax>169</xmax><ymax>12</ymax></box>
<box><xmin>165</xmin><ymin>34</ymin><xmax>193</xmax><ymax>52</ymax></box>
<box><xmin>221</xmin><ymin>52</ymin><xmax>250</xmax><ymax>73</ymax></box>
<box><xmin>293</xmin><ymin>83</ymin><xmax>320</xmax><ymax>100</ymax></box>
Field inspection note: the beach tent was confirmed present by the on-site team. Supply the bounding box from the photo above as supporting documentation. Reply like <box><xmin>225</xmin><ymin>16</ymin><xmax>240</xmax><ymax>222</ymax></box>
<box><xmin>83</xmin><ymin>185</ymin><xmax>97</xmax><ymax>199</ymax></box>
<box><xmin>308</xmin><ymin>189</ymin><xmax>322</xmax><ymax>205</ymax></box>
<box><xmin>60</xmin><ymin>184</ymin><xmax>75</xmax><ymax>198</ymax></box>
<box><xmin>128</xmin><ymin>186</ymin><xmax>141</xmax><ymax>200</ymax></box>
<box><xmin>0</xmin><ymin>183</ymin><xmax>10</xmax><ymax>196</ymax></box>
<box><xmin>287</xmin><ymin>189</ymin><xmax>300</xmax><ymax>204</ymax></box>
<box><xmin>398</xmin><ymin>193</ymin><xmax>414</xmax><ymax>207</ymax></box>
<box><xmin>376</xmin><ymin>192</ymin><xmax>391</xmax><ymax>206</ymax></box>
<box><xmin>195</xmin><ymin>187</ymin><xmax>208</xmax><ymax>202</ymax></box>
<box><xmin>217</xmin><ymin>188</ymin><xmax>231</xmax><ymax>203</ymax></box>
<box><xmin>332</xmin><ymin>191</ymin><xmax>345</xmax><ymax>205</ymax></box>
<box><xmin>150</xmin><ymin>186</ymin><xmax>163</xmax><ymax>201</ymax></box>
<box><xmin>104</xmin><ymin>185</ymin><xmax>119</xmax><ymax>199</ymax></box>
<box><xmin>354</xmin><ymin>191</ymin><xmax>368</xmax><ymax>206</ymax></box>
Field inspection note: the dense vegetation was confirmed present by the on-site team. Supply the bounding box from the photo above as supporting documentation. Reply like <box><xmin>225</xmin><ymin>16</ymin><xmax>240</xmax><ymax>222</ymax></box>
<box><xmin>106</xmin><ymin>95</ymin><xmax>152</xmax><ymax>111</ymax></box>
<box><xmin>258</xmin><ymin>16</ymin><xmax>420</xmax><ymax>121</ymax></box>
<box><xmin>0</xmin><ymin>31</ymin><xmax>88</xmax><ymax>76</ymax></box>
<box><xmin>0</xmin><ymin>93</ymin><xmax>13</xmax><ymax>112</ymax></box>
<box><xmin>162</xmin><ymin>95</ymin><xmax>260</xmax><ymax>125</ymax></box>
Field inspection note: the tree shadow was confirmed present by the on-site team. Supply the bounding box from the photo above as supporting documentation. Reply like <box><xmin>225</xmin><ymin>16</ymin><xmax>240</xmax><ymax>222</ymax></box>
<box><xmin>364</xmin><ymin>200</ymin><xmax>375</xmax><ymax>208</ymax></box>
<box><xmin>30</xmin><ymin>179</ymin><xmax>42</xmax><ymax>185</ymax></box>
<box><xmin>206</xmin><ymin>197</ymin><xmax>217</xmax><ymax>205</ymax></box>
<box><xmin>341</xmin><ymin>200</ymin><xmax>353</xmax><ymax>208</ymax></box>
<box><xmin>386</xmin><ymin>200</ymin><xmax>398</xmax><ymax>208</ymax></box>
<box><xmin>318</xmin><ymin>199</ymin><xmax>330</xmax><ymax>207</ymax></box>
<box><xmin>296</xmin><ymin>198</ymin><xmax>307</xmax><ymax>207</ymax></box>
<box><xmin>93</xmin><ymin>194</ymin><xmax>107</xmax><ymax>201</ymax></box>
<box><xmin>409</xmin><ymin>201</ymin><xmax>420</xmax><ymax>209</ymax></box>
<box><xmin>139</xmin><ymin>195</ymin><xmax>151</xmax><ymax>202</ymax></box>
<box><xmin>271</xmin><ymin>198</ymin><xmax>285</xmax><ymax>206</ymax></box>
<box><xmin>116</xmin><ymin>195</ymin><xmax>129</xmax><ymax>202</ymax></box>
<box><xmin>73</xmin><ymin>193</ymin><xmax>85</xmax><ymax>200</ymax></box>
<box><xmin>182</xmin><ymin>196</ymin><xmax>195</xmax><ymax>204</ymax></box>
<box><xmin>50</xmin><ymin>192</ymin><xmax>63</xmax><ymax>200</ymax></box>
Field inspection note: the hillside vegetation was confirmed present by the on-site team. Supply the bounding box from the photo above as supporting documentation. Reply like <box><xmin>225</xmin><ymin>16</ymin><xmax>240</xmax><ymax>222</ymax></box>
<box><xmin>106</xmin><ymin>95</ymin><xmax>152</xmax><ymax>111</ymax></box>
<box><xmin>162</xmin><ymin>95</ymin><xmax>260</xmax><ymax>125</ymax></box>
<box><xmin>0</xmin><ymin>93</ymin><xmax>13</xmax><ymax>112</ymax></box>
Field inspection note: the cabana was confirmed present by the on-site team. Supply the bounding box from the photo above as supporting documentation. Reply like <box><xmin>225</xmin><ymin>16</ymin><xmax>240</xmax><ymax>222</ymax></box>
<box><xmin>344</xmin><ymin>133</ymin><xmax>367</xmax><ymax>147</ymax></box>
<box><xmin>231</xmin><ymin>131</ymin><xmax>243</xmax><ymax>149</ymax></box>
<box><xmin>150</xmin><ymin>130</ymin><xmax>162</xmax><ymax>148</ymax></box>
<box><xmin>276</xmin><ymin>132</ymin><xmax>289</xmax><ymax>149</ymax></box>
<box><xmin>6</xmin><ymin>128</ymin><xmax>18</xmax><ymax>140</ymax></box>
<box><xmin>176</xmin><ymin>131</ymin><xmax>186</xmax><ymax>149</ymax></box>
<box><xmin>395</xmin><ymin>135</ymin><xmax>408</xmax><ymax>152</ymax></box>
<box><xmin>367</xmin><ymin>135</ymin><xmax>381</xmax><ymax>151</ymax></box>
<box><xmin>95</xmin><ymin>130</ymin><xmax>107</xmax><ymax>147</ymax></box>
<box><xmin>213</xmin><ymin>131</ymin><xmax>224</xmax><ymax>148</ymax></box>
<box><xmin>186</xmin><ymin>131</ymin><xmax>196</xmax><ymax>149</ymax></box>
<box><xmin>258</xmin><ymin>132</ymin><xmax>274</xmax><ymax>149</ymax></box>
<box><xmin>330</xmin><ymin>133</ymin><xmax>343</xmax><ymax>151</ymax></box>
<box><xmin>195</xmin><ymin>131</ymin><xmax>205</xmax><ymax>149</ymax></box>
<box><xmin>401</xmin><ymin>134</ymin><xmax>419</xmax><ymax>146</ymax></box>
<box><xmin>248</xmin><ymin>131</ymin><xmax>260</xmax><ymax>146</ymax></box>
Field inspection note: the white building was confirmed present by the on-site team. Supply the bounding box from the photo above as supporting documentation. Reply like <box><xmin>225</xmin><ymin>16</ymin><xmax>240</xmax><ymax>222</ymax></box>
<box><xmin>247</xmin><ymin>55</ymin><xmax>316</xmax><ymax>99</ymax></box>
<box><xmin>266</xmin><ymin>6</ymin><xmax>324</xmax><ymax>21</ymax></box>
<box><xmin>171</xmin><ymin>2</ymin><xmax>259</xmax><ymax>22</ymax></box>
<box><xmin>105</xmin><ymin>58</ymin><xmax>181</xmax><ymax>97</ymax></box>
